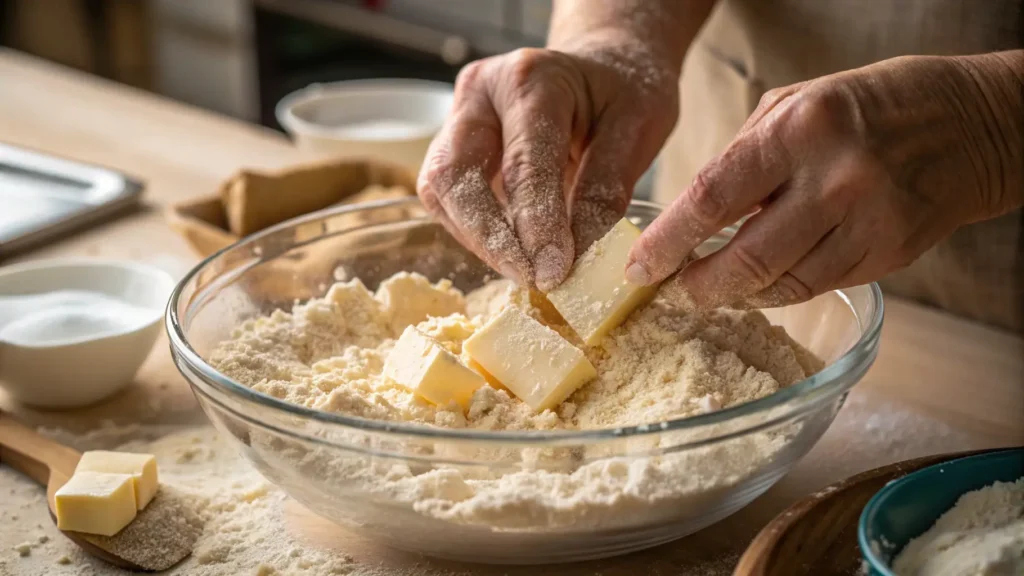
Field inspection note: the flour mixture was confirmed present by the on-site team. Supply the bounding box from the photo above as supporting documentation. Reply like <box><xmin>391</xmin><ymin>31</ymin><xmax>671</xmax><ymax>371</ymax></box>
<box><xmin>892</xmin><ymin>477</ymin><xmax>1024</xmax><ymax>576</ymax></box>
<box><xmin>211</xmin><ymin>272</ymin><xmax>822</xmax><ymax>432</ymax></box>
<box><xmin>205</xmin><ymin>272</ymin><xmax>823</xmax><ymax>541</ymax></box>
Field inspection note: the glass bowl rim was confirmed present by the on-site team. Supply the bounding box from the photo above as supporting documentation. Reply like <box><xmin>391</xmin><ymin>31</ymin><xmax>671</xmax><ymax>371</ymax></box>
<box><xmin>166</xmin><ymin>197</ymin><xmax>884</xmax><ymax>443</ymax></box>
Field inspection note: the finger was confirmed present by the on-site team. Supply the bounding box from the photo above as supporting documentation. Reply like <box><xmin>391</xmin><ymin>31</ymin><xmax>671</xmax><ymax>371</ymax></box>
<box><xmin>419</xmin><ymin>181</ymin><xmax>474</xmax><ymax>254</ymax></box>
<box><xmin>493</xmin><ymin>87</ymin><xmax>576</xmax><ymax>291</ymax></box>
<box><xmin>626</xmin><ymin>81</ymin><xmax>807</xmax><ymax>288</ymax></box>
<box><xmin>418</xmin><ymin>69</ymin><xmax>533</xmax><ymax>284</ymax></box>
<box><xmin>570</xmin><ymin>102</ymin><xmax>670</xmax><ymax>257</ymax></box>
<box><xmin>429</xmin><ymin>144</ymin><xmax>534</xmax><ymax>285</ymax></box>
<box><xmin>626</xmin><ymin>125</ymin><xmax>793</xmax><ymax>286</ymax></box>
<box><xmin>742</xmin><ymin>159</ymin><xmax>910</xmax><ymax>308</ymax></box>
<box><xmin>666</xmin><ymin>173</ymin><xmax>842</xmax><ymax>309</ymax></box>
<box><xmin>743</xmin><ymin>215</ymin><xmax>868</xmax><ymax>308</ymax></box>
<box><xmin>737</xmin><ymin>82</ymin><xmax>808</xmax><ymax>137</ymax></box>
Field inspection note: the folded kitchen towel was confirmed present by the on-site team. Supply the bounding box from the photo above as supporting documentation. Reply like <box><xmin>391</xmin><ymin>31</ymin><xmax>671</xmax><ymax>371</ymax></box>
<box><xmin>167</xmin><ymin>159</ymin><xmax>415</xmax><ymax>257</ymax></box>
<box><xmin>221</xmin><ymin>160</ymin><xmax>415</xmax><ymax>236</ymax></box>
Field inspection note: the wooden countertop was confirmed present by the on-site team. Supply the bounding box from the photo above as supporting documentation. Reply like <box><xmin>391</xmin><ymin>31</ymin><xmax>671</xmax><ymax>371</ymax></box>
<box><xmin>1</xmin><ymin>49</ymin><xmax>1021</xmax><ymax>574</ymax></box>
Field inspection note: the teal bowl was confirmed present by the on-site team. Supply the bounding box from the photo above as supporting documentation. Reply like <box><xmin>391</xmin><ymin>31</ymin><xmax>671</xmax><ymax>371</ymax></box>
<box><xmin>858</xmin><ymin>448</ymin><xmax>1024</xmax><ymax>575</ymax></box>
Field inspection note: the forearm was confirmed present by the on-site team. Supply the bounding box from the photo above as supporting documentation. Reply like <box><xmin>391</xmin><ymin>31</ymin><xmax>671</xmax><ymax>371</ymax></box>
<box><xmin>547</xmin><ymin>0</ymin><xmax>717</xmax><ymax>79</ymax></box>
<box><xmin>951</xmin><ymin>50</ymin><xmax>1024</xmax><ymax>217</ymax></box>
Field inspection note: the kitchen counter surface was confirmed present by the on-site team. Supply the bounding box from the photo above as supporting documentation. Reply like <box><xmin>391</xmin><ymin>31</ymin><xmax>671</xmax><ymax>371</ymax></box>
<box><xmin>1</xmin><ymin>49</ymin><xmax>1021</xmax><ymax>575</ymax></box>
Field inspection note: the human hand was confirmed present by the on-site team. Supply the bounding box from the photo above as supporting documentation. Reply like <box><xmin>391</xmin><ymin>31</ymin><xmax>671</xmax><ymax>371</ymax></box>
<box><xmin>418</xmin><ymin>40</ymin><xmax>680</xmax><ymax>290</ymax></box>
<box><xmin>626</xmin><ymin>54</ymin><xmax>1024</xmax><ymax>310</ymax></box>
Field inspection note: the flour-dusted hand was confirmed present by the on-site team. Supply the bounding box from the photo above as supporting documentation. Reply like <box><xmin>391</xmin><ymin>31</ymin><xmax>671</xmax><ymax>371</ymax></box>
<box><xmin>418</xmin><ymin>46</ymin><xmax>677</xmax><ymax>290</ymax></box>
<box><xmin>417</xmin><ymin>1</ymin><xmax>714</xmax><ymax>290</ymax></box>
<box><xmin>626</xmin><ymin>52</ymin><xmax>1024</xmax><ymax>309</ymax></box>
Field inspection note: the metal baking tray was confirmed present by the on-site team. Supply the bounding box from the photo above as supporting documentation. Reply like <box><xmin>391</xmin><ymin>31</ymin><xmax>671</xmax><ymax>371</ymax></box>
<box><xmin>0</xmin><ymin>142</ymin><xmax>144</xmax><ymax>258</ymax></box>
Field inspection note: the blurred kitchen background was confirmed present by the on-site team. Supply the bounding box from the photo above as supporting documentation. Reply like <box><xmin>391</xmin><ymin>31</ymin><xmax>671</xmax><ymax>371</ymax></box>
<box><xmin>0</xmin><ymin>0</ymin><xmax>657</xmax><ymax>197</ymax></box>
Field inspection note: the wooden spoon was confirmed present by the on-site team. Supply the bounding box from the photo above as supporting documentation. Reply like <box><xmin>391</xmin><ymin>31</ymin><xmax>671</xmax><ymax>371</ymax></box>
<box><xmin>734</xmin><ymin>447</ymin><xmax>1012</xmax><ymax>576</ymax></box>
<box><xmin>0</xmin><ymin>411</ymin><xmax>161</xmax><ymax>571</ymax></box>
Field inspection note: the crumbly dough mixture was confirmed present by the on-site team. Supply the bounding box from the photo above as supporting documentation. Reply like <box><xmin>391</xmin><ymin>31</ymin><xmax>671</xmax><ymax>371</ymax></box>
<box><xmin>212</xmin><ymin>272</ymin><xmax>822</xmax><ymax>432</ymax></box>
<box><xmin>203</xmin><ymin>272</ymin><xmax>824</xmax><ymax>541</ymax></box>
<box><xmin>892</xmin><ymin>477</ymin><xmax>1024</xmax><ymax>576</ymax></box>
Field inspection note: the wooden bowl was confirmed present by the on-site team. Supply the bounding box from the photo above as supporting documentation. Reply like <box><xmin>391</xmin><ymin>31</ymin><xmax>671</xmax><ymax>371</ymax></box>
<box><xmin>734</xmin><ymin>448</ymin><xmax>1011</xmax><ymax>576</ymax></box>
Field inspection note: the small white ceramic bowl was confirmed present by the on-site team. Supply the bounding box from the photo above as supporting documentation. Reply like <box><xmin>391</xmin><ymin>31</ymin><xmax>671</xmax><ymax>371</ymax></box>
<box><xmin>276</xmin><ymin>79</ymin><xmax>454</xmax><ymax>173</ymax></box>
<box><xmin>0</xmin><ymin>259</ymin><xmax>174</xmax><ymax>408</ymax></box>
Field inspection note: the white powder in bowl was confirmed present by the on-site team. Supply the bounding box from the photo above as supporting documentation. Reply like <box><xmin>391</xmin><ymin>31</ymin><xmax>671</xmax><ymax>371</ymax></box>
<box><xmin>892</xmin><ymin>477</ymin><xmax>1024</xmax><ymax>575</ymax></box>
<box><xmin>330</xmin><ymin>119</ymin><xmax>431</xmax><ymax>140</ymax></box>
<box><xmin>0</xmin><ymin>290</ymin><xmax>157</xmax><ymax>346</ymax></box>
<box><xmin>206</xmin><ymin>272</ymin><xmax>824</xmax><ymax>547</ymax></box>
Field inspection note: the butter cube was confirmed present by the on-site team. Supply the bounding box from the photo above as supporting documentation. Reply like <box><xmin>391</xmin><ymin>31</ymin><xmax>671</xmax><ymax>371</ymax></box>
<box><xmin>465</xmin><ymin>358</ymin><xmax>509</xmax><ymax>392</ymax></box>
<box><xmin>55</xmin><ymin>472</ymin><xmax>138</xmax><ymax>536</ymax></box>
<box><xmin>385</xmin><ymin>326</ymin><xmax>486</xmax><ymax>409</ymax></box>
<box><xmin>75</xmin><ymin>451</ymin><xmax>159</xmax><ymax>510</ymax></box>
<box><xmin>463</xmin><ymin>307</ymin><xmax>596</xmax><ymax>412</ymax></box>
<box><xmin>547</xmin><ymin>218</ymin><xmax>658</xmax><ymax>345</ymax></box>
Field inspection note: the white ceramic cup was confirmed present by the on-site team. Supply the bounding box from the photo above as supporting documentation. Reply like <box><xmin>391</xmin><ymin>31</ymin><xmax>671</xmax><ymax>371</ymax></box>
<box><xmin>0</xmin><ymin>259</ymin><xmax>174</xmax><ymax>408</ymax></box>
<box><xmin>276</xmin><ymin>79</ymin><xmax>455</xmax><ymax>174</ymax></box>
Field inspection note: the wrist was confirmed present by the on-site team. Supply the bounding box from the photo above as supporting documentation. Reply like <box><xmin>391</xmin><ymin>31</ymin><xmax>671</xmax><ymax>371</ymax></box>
<box><xmin>551</xmin><ymin>30</ymin><xmax>683</xmax><ymax>91</ymax></box>
<box><xmin>547</xmin><ymin>1</ymin><xmax>716</xmax><ymax>87</ymax></box>
<box><xmin>547</xmin><ymin>26</ymin><xmax>636</xmax><ymax>56</ymax></box>
<box><xmin>950</xmin><ymin>52</ymin><xmax>1024</xmax><ymax>219</ymax></box>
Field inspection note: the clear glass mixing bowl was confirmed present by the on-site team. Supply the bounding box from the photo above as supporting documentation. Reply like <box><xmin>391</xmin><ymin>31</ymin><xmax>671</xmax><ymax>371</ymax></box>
<box><xmin>167</xmin><ymin>198</ymin><xmax>883</xmax><ymax>564</ymax></box>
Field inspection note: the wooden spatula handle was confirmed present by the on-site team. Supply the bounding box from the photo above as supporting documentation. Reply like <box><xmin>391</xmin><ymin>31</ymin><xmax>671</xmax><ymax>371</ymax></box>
<box><xmin>0</xmin><ymin>411</ymin><xmax>81</xmax><ymax>485</ymax></box>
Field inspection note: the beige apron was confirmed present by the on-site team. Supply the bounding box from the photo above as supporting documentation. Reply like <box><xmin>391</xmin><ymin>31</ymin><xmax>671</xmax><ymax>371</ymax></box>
<box><xmin>654</xmin><ymin>0</ymin><xmax>1024</xmax><ymax>333</ymax></box>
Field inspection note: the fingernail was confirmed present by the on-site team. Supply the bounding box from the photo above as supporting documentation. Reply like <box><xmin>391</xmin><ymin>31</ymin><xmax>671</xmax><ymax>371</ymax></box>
<box><xmin>534</xmin><ymin>244</ymin><xmax>567</xmax><ymax>292</ymax></box>
<box><xmin>625</xmin><ymin>262</ymin><xmax>651</xmax><ymax>286</ymax></box>
<box><xmin>498</xmin><ymin>262</ymin><xmax>524</xmax><ymax>285</ymax></box>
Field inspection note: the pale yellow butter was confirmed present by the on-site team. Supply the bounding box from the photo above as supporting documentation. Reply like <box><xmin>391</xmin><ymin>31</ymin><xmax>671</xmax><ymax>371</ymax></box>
<box><xmin>55</xmin><ymin>472</ymin><xmax>137</xmax><ymax>536</ymax></box>
<box><xmin>547</xmin><ymin>218</ymin><xmax>658</xmax><ymax>345</ymax></box>
<box><xmin>463</xmin><ymin>306</ymin><xmax>596</xmax><ymax>412</ymax></box>
<box><xmin>384</xmin><ymin>326</ymin><xmax>486</xmax><ymax>410</ymax></box>
<box><xmin>75</xmin><ymin>450</ymin><xmax>159</xmax><ymax>510</ymax></box>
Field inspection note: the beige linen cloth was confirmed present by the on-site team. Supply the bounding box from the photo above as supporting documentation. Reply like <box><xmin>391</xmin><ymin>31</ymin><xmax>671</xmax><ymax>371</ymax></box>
<box><xmin>654</xmin><ymin>0</ymin><xmax>1023</xmax><ymax>333</ymax></box>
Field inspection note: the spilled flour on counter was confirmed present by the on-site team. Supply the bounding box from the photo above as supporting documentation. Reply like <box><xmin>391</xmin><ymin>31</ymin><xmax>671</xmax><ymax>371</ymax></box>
<box><xmin>79</xmin><ymin>485</ymin><xmax>203</xmax><ymax>571</ymax></box>
<box><xmin>892</xmin><ymin>477</ymin><xmax>1024</xmax><ymax>576</ymax></box>
<box><xmin>0</xmin><ymin>426</ymin><xmax>360</xmax><ymax>576</ymax></box>
<box><xmin>205</xmin><ymin>272</ymin><xmax>824</xmax><ymax>547</ymax></box>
